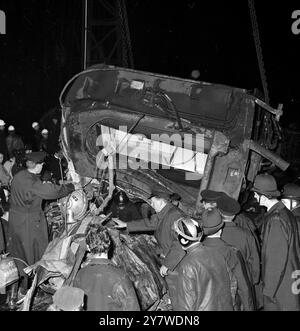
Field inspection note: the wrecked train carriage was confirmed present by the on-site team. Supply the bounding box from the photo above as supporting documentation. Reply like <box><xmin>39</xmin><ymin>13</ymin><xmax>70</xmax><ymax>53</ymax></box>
<box><xmin>60</xmin><ymin>64</ymin><xmax>288</xmax><ymax>211</ymax></box>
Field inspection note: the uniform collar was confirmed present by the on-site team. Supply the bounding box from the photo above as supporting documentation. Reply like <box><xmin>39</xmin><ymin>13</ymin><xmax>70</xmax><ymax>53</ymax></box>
<box><xmin>202</xmin><ymin>237</ymin><xmax>226</xmax><ymax>247</ymax></box>
<box><xmin>157</xmin><ymin>202</ymin><xmax>175</xmax><ymax>220</ymax></box>
<box><xmin>267</xmin><ymin>201</ymin><xmax>285</xmax><ymax>215</ymax></box>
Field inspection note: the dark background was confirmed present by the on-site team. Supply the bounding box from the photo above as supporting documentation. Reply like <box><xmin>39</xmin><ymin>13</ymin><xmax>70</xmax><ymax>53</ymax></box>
<box><xmin>0</xmin><ymin>0</ymin><xmax>300</xmax><ymax>141</ymax></box>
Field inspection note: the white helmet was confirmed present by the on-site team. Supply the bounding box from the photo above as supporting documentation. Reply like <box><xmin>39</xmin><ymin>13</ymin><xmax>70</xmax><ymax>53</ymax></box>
<box><xmin>8</xmin><ymin>125</ymin><xmax>15</xmax><ymax>131</ymax></box>
<box><xmin>32</xmin><ymin>122</ymin><xmax>39</xmax><ymax>128</ymax></box>
<box><xmin>42</xmin><ymin>129</ymin><xmax>48</xmax><ymax>135</ymax></box>
<box><xmin>0</xmin><ymin>119</ymin><xmax>6</xmax><ymax>126</ymax></box>
<box><xmin>174</xmin><ymin>217</ymin><xmax>203</xmax><ymax>247</ymax></box>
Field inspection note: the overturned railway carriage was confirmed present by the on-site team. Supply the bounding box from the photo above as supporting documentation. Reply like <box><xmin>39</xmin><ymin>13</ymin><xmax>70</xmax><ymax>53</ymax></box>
<box><xmin>24</xmin><ymin>64</ymin><xmax>288</xmax><ymax>311</ymax></box>
<box><xmin>60</xmin><ymin>64</ymin><xmax>287</xmax><ymax>208</ymax></box>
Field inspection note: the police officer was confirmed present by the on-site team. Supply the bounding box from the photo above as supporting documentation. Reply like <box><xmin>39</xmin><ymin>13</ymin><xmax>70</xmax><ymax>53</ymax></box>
<box><xmin>113</xmin><ymin>189</ymin><xmax>186</xmax><ymax>276</ymax></box>
<box><xmin>7</xmin><ymin>151</ymin><xmax>75</xmax><ymax>302</ymax></box>
<box><xmin>202</xmin><ymin>209</ymin><xmax>255</xmax><ymax>311</ymax></box>
<box><xmin>252</xmin><ymin>174</ymin><xmax>300</xmax><ymax>310</ymax></box>
<box><xmin>217</xmin><ymin>193</ymin><xmax>260</xmax><ymax>309</ymax></box>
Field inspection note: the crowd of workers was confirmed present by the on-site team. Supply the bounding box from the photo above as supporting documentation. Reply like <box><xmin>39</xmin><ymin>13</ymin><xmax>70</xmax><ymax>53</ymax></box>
<box><xmin>1</xmin><ymin>114</ymin><xmax>300</xmax><ymax>311</ymax></box>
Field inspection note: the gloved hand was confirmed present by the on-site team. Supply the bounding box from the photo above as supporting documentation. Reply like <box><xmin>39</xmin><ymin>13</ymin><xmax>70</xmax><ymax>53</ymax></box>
<box><xmin>160</xmin><ymin>265</ymin><xmax>169</xmax><ymax>277</ymax></box>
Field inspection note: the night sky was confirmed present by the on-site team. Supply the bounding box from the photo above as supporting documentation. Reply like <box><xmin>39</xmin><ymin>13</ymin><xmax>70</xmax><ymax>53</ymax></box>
<box><xmin>0</xmin><ymin>0</ymin><xmax>300</xmax><ymax>141</ymax></box>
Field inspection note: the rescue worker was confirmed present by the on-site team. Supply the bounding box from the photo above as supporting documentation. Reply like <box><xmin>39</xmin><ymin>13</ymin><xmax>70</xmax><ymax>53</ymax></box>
<box><xmin>171</xmin><ymin>217</ymin><xmax>234</xmax><ymax>311</ymax></box>
<box><xmin>107</xmin><ymin>190</ymin><xmax>142</xmax><ymax>223</ymax></box>
<box><xmin>6</xmin><ymin>126</ymin><xmax>24</xmax><ymax>159</ymax></box>
<box><xmin>31</xmin><ymin>122</ymin><xmax>42</xmax><ymax>151</ymax></box>
<box><xmin>252</xmin><ymin>173</ymin><xmax>300</xmax><ymax>311</ymax></box>
<box><xmin>113</xmin><ymin>189</ymin><xmax>186</xmax><ymax>276</ymax></box>
<box><xmin>39</xmin><ymin>129</ymin><xmax>49</xmax><ymax>153</ymax></box>
<box><xmin>73</xmin><ymin>224</ymin><xmax>140</xmax><ymax>311</ymax></box>
<box><xmin>0</xmin><ymin>119</ymin><xmax>8</xmax><ymax>161</ymax></box>
<box><xmin>200</xmin><ymin>189</ymin><xmax>224</xmax><ymax>210</ymax></box>
<box><xmin>281</xmin><ymin>183</ymin><xmax>300</xmax><ymax>221</ymax></box>
<box><xmin>217</xmin><ymin>193</ymin><xmax>260</xmax><ymax>308</ymax></box>
<box><xmin>202</xmin><ymin>209</ymin><xmax>255</xmax><ymax>311</ymax></box>
<box><xmin>7</xmin><ymin>151</ymin><xmax>75</xmax><ymax>302</ymax></box>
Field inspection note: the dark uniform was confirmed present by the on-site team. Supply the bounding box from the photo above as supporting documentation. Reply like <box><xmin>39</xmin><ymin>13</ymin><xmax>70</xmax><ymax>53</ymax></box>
<box><xmin>202</xmin><ymin>237</ymin><xmax>255</xmax><ymax>311</ymax></box>
<box><xmin>74</xmin><ymin>258</ymin><xmax>140</xmax><ymax>311</ymax></box>
<box><xmin>261</xmin><ymin>202</ymin><xmax>300</xmax><ymax>311</ymax></box>
<box><xmin>172</xmin><ymin>243</ymin><xmax>234</xmax><ymax>311</ymax></box>
<box><xmin>7</xmin><ymin>169</ymin><xmax>74</xmax><ymax>276</ymax></box>
<box><xmin>126</xmin><ymin>202</ymin><xmax>186</xmax><ymax>271</ymax></box>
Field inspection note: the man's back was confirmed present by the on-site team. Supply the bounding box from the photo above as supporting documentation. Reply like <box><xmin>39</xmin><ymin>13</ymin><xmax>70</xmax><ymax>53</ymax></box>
<box><xmin>74</xmin><ymin>258</ymin><xmax>140</xmax><ymax>311</ymax></box>
<box><xmin>222</xmin><ymin>222</ymin><xmax>260</xmax><ymax>285</ymax></box>
<box><xmin>172</xmin><ymin>243</ymin><xmax>234</xmax><ymax>311</ymax></box>
<box><xmin>203</xmin><ymin>237</ymin><xmax>255</xmax><ymax>311</ymax></box>
<box><xmin>261</xmin><ymin>202</ymin><xmax>300</xmax><ymax>310</ymax></box>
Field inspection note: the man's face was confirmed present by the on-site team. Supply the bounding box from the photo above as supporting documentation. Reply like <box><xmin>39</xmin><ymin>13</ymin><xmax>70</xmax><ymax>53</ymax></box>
<box><xmin>203</xmin><ymin>201</ymin><xmax>217</xmax><ymax>210</ymax></box>
<box><xmin>34</xmin><ymin>125</ymin><xmax>40</xmax><ymax>131</ymax></box>
<box><xmin>0</xmin><ymin>153</ymin><xmax>3</xmax><ymax>163</ymax></box>
<box><xmin>0</xmin><ymin>125</ymin><xmax>5</xmax><ymax>131</ymax></box>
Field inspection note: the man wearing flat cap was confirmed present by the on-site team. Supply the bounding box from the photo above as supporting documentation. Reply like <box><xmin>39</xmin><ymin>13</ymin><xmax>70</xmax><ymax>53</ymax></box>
<box><xmin>217</xmin><ymin>193</ymin><xmax>260</xmax><ymax>309</ymax></box>
<box><xmin>113</xmin><ymin>188</ymin><xmax>186</xmax><ymax>276</ymax></box>
<box><xmin>7</xmin><ymin>151</ymin><xmax>75</xmax><ymax>301</ymax></box>
<box><xmin>202</xmin><ymin>209</ymin><xmax>255</xmax><ymax>311</ymax></box>
<box><xmin>252</xmin><ymin>174</ymin><xmax>300</xmax><ymax>311</ymax></box>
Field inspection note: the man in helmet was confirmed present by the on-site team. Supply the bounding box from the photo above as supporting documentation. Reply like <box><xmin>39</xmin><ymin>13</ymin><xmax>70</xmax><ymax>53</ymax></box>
<box><xmin>170</xmin><ymin>216</ymin><xmax>234</xmax><ymax>310</ymax></box>
<box><xmin>113</xmin><ymin>188</ymin><xmax>186</xmax><ymax>276</ymax></box>
<box><xmin>252</xmin><ymin>173</ymin><xmax>300</xmax><ymax>311</ymax></box>
<box><xmin>31</xmin><ymin>122</ymin><xmax>42</xmax><ymax>151</ymax></box>
<box><xmin>6</xmin><ymin>151</ymin><xmax>75</xmax><ymax>304</ymax></box>
<box><xmin>281</xmin><ymin>183</ymin><xmax>300</xmax><ymax>219</ymax></box>
<box><xmin>6</xmin><ymin>125</ymin><xmax>24</xmax><ymax>159</ymax></box>
<box><xmin>39</xmin><ymin>129</ymin><xmax>49</xmax><ymax>153</ymax></box>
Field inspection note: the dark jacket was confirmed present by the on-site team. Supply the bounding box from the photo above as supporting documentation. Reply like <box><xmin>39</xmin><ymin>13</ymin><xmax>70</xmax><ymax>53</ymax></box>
<box><xmin>171</xmin><ymin>243</ymin><xmax>234</xmax><ymax>311</ymax></box>
<box><xmin>7</xmin><ymin>169</ymin><xmax>74</xmax><ymax>275</ymax></box>
<box><xmin>261</xmin><ymin>202</ymin><xmax>300</xmax><ymax>311</ymax></box>
<box><xmin>6</xmin><ymin>133</ymin><xmax>24</xmax><ymax>158</ymax></box>
<box><xmin>74</xmin><ymin>258</ymin><xmax>140</xmax><ymax>311</ymax></box>
<box><xmin>222</xmin><ymin>222</ymin><xmax>260</xmax><ymax>285</ymax></box>
<box><xmin>127</xmin><ymin>203</ymin><xmax>186</xmax><ymax>270</ymax></box>
<box><xmin>202</xmin><ymin>237</ymin><xmax>255</xmax><ymax>311</ymax></box>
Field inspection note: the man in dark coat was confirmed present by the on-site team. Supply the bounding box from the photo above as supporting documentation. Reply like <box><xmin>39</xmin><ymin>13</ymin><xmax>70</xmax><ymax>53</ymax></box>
<box><xmin>217</xmin><ymin>193</ymin><xmax>261</xmax><ymax>309</ymax></box>
<box><xmin>202</xmin><ymin>209</ymin><xmax>255</xmax><ymax>311</ymax></box>
<box><xmin>170</xmin><ymin>217</ymin><xmax>234</xmax><ymax>311</ymax></box>
<box><xmin>113</xmin><ymin>189</ymin><xmax>186</xmax><ymax>275</ymax></box>
<box><xmin>281</xmin><ymin>183</ymin><xmax>300</xmax><ymax>228</ymax></box>
<box><xmin>7</xmin><ymin>151</ymin><xmax>75</xmax><ymax>297</ymax></box>
<box><xmin>74</xmin><ymin>224</ymin><xmax>140</xmax><ymax>311</ymax></box>
<box><xmin>252</xmin><ymin>174</ymin><xmax>300</xmax><ymax>311</ymax></box>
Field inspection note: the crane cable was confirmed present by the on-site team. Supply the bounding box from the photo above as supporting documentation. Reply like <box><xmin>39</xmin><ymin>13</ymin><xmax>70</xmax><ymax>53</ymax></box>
<box><xmin>248</xmin><ymin>0</ymin><xmax>281</xmax><ymax>150</ymax></box>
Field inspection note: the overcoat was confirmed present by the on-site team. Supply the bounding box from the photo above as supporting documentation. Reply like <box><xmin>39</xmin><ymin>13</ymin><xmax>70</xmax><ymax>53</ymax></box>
<box><xmin>7</xmin><ymin>169</ymin><xmax>74</xmax><ymax>275</ymax></box>
<box><xmin>261</xmin><ymin>202</ymin><xmax>300</xmax><ymax>311</ymax></box>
